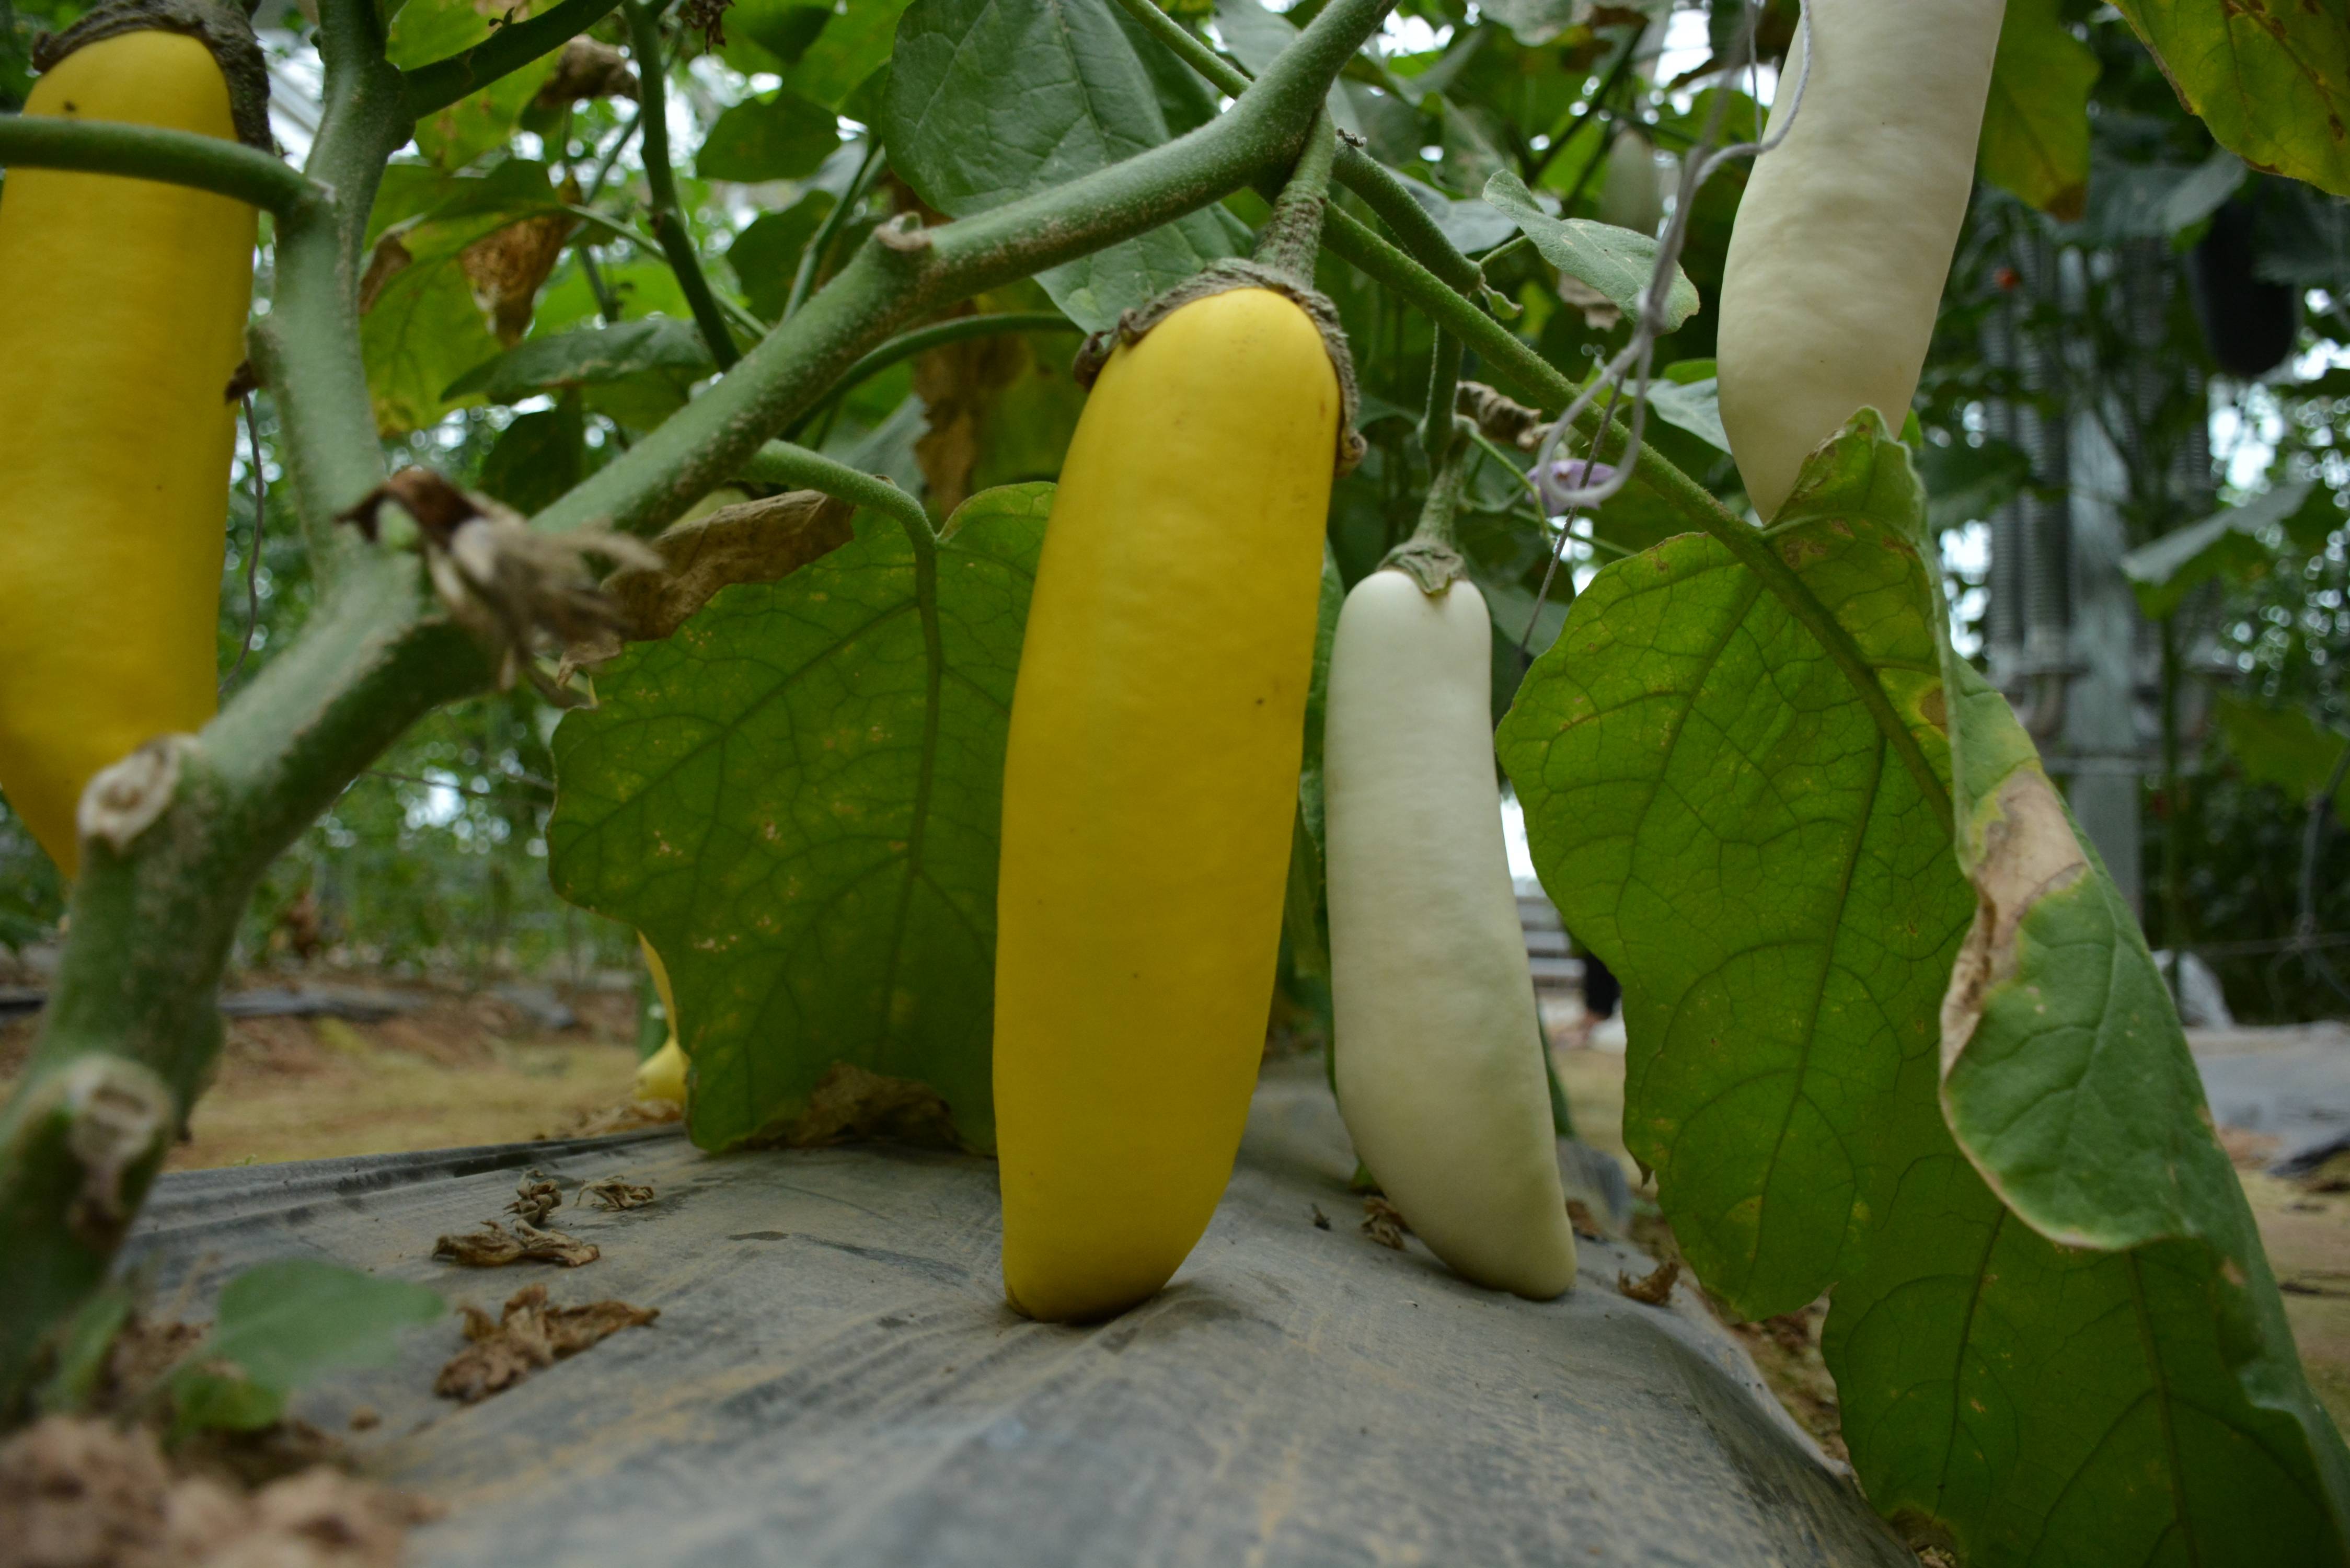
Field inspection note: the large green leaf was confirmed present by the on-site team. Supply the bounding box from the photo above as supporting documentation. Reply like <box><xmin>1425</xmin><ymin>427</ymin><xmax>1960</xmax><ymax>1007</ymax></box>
<box><xmin>1499</xmin><ymin>412</ymin><xmax>2350</xmax><ymax>1563</ymax></box>
<box><xmin>879</xmin><ymin>0</ymin><xmax>1245</xmax><ymax>330</ymax></box>
<box><xmin>697</xmin><ymin>90</ymin><xmax>842</xmax><ymax>182</ymax></box>
<box><xmin>548</xmin><ymin>487</ymin><xmax>1051</xmax><ymax>1152</ymax></box>
<box><xmin>1482</xmin><ymin>169</ymin><xmax>1700</xmax><ymax>330</ymax></box>
<box><xmin>1977</xmin><ymin>0</ymin><xmax>2096</xmax><ymax>221</ymax></box>
<box><xmin>2109</xmin><ymin>0</ymin><xmax>2350</xmax><ymax>197</ymax></box>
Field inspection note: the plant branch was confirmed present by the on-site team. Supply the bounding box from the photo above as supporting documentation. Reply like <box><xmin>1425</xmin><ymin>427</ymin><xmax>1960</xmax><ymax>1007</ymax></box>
<box><xmin>782</xmin><ymin>312</ymin><xmax>1079</xmax><ymax>437</ymax></box>
<box><xmin>624</xmin><ymin>0</ymin><xmax>741</xmax><ymax>371</ymax></box>
<box><xmin>535</xmin><ymin>0</ymin><xmax>1405</xmax><ymax>540</ymax></box>
<box><xmin>1255</xmin><ymin>108</ymin><xmax>1339</xmax><ymax>284</ymax></box>
<box><xmin>0</xmin><ymin>117</ymin><xmax>323</xmax><ymax>216</ymax></box>
<box><xmin>402</xmin><ymin>0</ymin><xmax>624</xmax><ymax>118</ymax></box>
<box><xmin>1101</xmin><ymin>0</ymin><xmax>1482</xmax><ymax>299</ymax></box>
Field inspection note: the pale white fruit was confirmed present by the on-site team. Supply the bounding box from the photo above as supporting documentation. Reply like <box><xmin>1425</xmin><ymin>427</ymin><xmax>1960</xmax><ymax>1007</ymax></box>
<box><xmin>1325</xmin><ymin>570</ymin><xmax>1577</xmax><ymax>1300</ymax></box>
<box><xmin>1717</xmin><ymin>0</ymin><xmax>2006</xmax><ymax>519</ymax></box>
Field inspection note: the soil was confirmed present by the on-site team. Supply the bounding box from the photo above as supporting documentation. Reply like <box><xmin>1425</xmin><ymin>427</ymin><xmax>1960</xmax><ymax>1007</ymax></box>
<box><xmin>0</xmin><ymin>978</ymin><xmax>643</xmax><ymax>1171</ymax></box>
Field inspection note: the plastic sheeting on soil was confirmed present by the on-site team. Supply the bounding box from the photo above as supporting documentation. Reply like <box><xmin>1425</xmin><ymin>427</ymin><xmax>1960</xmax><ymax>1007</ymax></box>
<box><xmin>122</xmin><ymin>1060</ymin><xmax>1910</xmax><ymax>1567</ymax></box>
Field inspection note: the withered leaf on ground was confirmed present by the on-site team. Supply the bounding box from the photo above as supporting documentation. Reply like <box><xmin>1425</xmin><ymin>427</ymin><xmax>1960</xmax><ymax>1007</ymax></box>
<box><xmin>1361</xmin><ymin>1196</ymin><xmax>1409</xmax><ymax>1251</ymax></box>
<box><xmin>431</xmin><ymin>1219</ymin><xmax>600</xmax><ymax>1269</ymax></box>
<box><xmin>1617</xmin><ymin>1258</ymin><xmax>1680</xmax><ymax>1306</ymax></box>
<box><xmin>433</xmin><ymin>1284</ymin><xmax>659</xmax><ymax>1404</ymax></box>
<box><xmin>505</xmin><ymin>1172</ymin><xmax>561</xmax><ymax>1226</ymax></box>
<box><xmin>579</xmin><ymin>1177</ymin><xmax>655</xmax><ymax>1211</ymax></box>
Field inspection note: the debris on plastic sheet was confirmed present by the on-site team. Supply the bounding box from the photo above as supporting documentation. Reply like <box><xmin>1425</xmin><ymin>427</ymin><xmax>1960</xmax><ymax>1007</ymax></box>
<box><xmin>1566</xmin><ymin>1200</ymin><xmax>1606</xmax><ymax>1240</ymax></box>
<box><xmin>1617</xmin><ymin>1258</ymin><xmax>1680</xmax><ymax>1306</ymax></box>
<box><xmin>1310</xmin><ymin>1205</ymin><xmax>1331</xmax><ymax>1231</ymax></box>
<box><xmin>433</xmin><ymin>1285</ymin><xmax>659</xmax><ymax>1404</ymax></box>
<box><xmin>545</xmin><ymin>1099</ymin><xmax>684</xmax><ymax>1139</ymax></box>
<box><xmin>579</xmin><ymin>1177</ymin><xmax>656</xmax><ymax>1212</ymax></box>
<box><xmin>505</xmin><ymin>1171</ymin><xmax>562</xmax><ymax>1226</ymax></box>
<box><xmin>0</xmin><ymin>1414</ymin><xmax>437</xmax><ymax>1568</ymax></box>
<box><xmin>1361</xmin><ymin>1196</ymin><xmax>1409</xmax><ymax>1251</ymax></box>
<box><xmin>432</xmin><ymin>1219</ymin><xmax>600</xmax><ymax>1269</ymax></box>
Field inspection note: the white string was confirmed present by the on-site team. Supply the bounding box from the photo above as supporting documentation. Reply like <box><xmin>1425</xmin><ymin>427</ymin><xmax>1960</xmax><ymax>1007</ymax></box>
<box><xmin>1514</xmin><ymin>0</ymin><xmax>1814</xmax><ymax>656</ymax></box>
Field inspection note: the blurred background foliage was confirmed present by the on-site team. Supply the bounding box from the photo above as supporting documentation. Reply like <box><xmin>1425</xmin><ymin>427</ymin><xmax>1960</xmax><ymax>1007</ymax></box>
<box><xmin>0</xmin><ymin>0</ymin><xmax>2344</xmax><ymax>1023</ymax></box>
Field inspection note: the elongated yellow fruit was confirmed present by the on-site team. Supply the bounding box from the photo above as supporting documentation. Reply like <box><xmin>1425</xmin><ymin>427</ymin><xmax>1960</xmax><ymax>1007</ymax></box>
<box><xmin>1325</xmin><ymin>570</ymin><xmax>1577</xmax><ymax>1300</ymax></box>
<box><xmin>1715</xmin><ymin>0</ymin><xmax>2004</xmax><ymax>520</ymax></box>
<box><xmin>635</xmin><ymin>937</ymin><xmax>688</xmax><ymax>1105</ymax></box>
<box><xmin>995</xmin><ymin>287</ymin><xmax>1339</xmax><ymax>1323</ymax></box>
<box><xmin>0</xmin><ymin>23</ymin><xmax>256</xmax><ymax>875</ymax></box>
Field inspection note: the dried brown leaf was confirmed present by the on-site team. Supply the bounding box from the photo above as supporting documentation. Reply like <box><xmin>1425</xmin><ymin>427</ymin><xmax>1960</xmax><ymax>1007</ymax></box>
<box><xmin>780</xmin><ymin>1062</ymin><xmax>961</xmax><ymax>1149</ymax></box>
<box><xmin>1361</xmin><ymin>1196</ymin><xmax>1409</xmax><ymax>1251</ymax></box>
<box><xmin>505</xmin><ymin>1172</ymin><xmax>561</xmax><ymax>1226</ymax></box>
<box><xmin>1617</xmin><ymin>1257</ymin><xmax>1680</xmax><ymax>1306</ymax></box>
<box><xmin>460</xmin><ymin>208</ymin><xmax>579</xmax><ymax>347</ymax></box>
<box><xmin>574</xmin><ymin>489</ymin><xmax>856</xmax><ymax>663</ymax></box>
<box><xmin>433</xmin><ymin>1284</ymin><xmax>658</xmax><ymax>1404</ymax></box>
<box><xmin>533</xmin><ymin>38</ymin><xmax>638</xmax><ymax>108</ymax></box>
<box><xmin>579</xmin><ymin>1177</ymin><xmax>655</xmax><ymax>1212</ymax></box>
<box><xmin>431</xmin><ymin>1219</ymin><xmax>600</xmax><ymax>1269</ymax></box>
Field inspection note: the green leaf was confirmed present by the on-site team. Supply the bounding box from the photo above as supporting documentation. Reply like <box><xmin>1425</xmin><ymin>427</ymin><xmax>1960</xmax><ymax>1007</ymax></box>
<box><xmin>479</xmin><ymin>396</ymin><xmax>590</xmax><ymax>515</ymax></box>
<box><xmin>2117</xmin><ymin>477</ymin><xmax>2318</xmax><ymax>618</ymax></box>
<box><xmin>1501</xmin><ymin>411</ymin><xmax>2350</xmax><ymax>1563</ymax></box>
<box><xmin>1917</xmin><ymin>435</ymin><xmax>2031</xmax><ymax>533</ymax></box>
<box><xmin>444</xmin><ymin>317</ymin><xmax>716</xmax><ymax>403</ymax></box>
<box><xmin>1472</xmin><ymin>0</ymin><xmax>1580</xmax><ymax>47</ymax></box>
<box><xmin>2108</xmin><ymin>0</ymin><xmax>2350</xmax><ymax>197</ymax></box>
<box><xmin>697</xmin><ymin>90</ymin><xmax>842</xmax><ymax>183</ymax></box>
<box><xmin>1976</xmin><ymin>0</ymin><xmax>2096</xmax><ymax>221</ymax></box>
<box><xmin>880</xmin><ymin>0</ymin><xmax>1243</xmax><ymax>330</ymax></box>
<box><xmin>784</xmin><ymin>0</ymin><xmax>917</xmax><ymax>108</ymax></box>
<box><xmin>2213</xmin><ymin>694</ymin><xmax>2350</xmax><ymax>816</ymax></box>
<box><xmin>1499</xmin><ymin>412</ymin><xmax>1964</xmax><ymax>1317</ymax></box>
<box><xmin>32</xmin><ymin>1286</ymin><xmax>130</xmax><ymax>1416</ymax></box>
<box><xmin>1482</xmin><ymin>169</ymin><xmax>1700</xmax><ymax>330</ymax></box>
<box><xmin>1394</xmin><ymin>171</ymin><xmax>1518</xmax><ymax>253</ymax></box>
<box><xmin>388</xmin><ymin>0</ymin><xmax>562</xmax><ymax>168</ymax></box>
<box><xmin>548</xmin><ymin>486</ymin><xmax>1053</xmax><ymax>1152</ymax></box>
<box><xmin>171</xmin><ymin>1261</ymin><xmax>443</xmax><ymax>1437</ymax></box>
<box><xmin>1925</xmin><ymin>592</ymin><xmax>2350</xmax><ymax>1563</ymax></box>
<box><xmin>1643</xmin><ymin>375</ymin><xmax>1728</xmax><ymax>453</ymax></box>
<box><xmin>728</xmin><ymin>193</ymin><xmax>837</xmax><ymax>321</ymax></box>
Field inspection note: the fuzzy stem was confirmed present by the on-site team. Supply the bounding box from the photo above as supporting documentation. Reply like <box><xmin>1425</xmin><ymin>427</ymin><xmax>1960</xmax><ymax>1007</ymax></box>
<box><xmin>624</xmin><ymin>0</ymin><xmax>741</xmax><ymax>371</ymax></box>
<box><xmin>535</xmin><ymin>0</ymin><xmax>1405</xmax><ymax>540</ymax></box>
<box><xmin>1422</xmin><ymin>329</ymin><xmax>1462</xmax><ymax>465</ymax></box>
<box><xmin>736</xmin><ymin>441</ymin><xmax>935</xmax><ymax>542</ymax></box>
<box><xmin>401</xmin><ymin>0</ymin><xmax>624</xmax><ymax>118</ymax></box>
<box><xmin>0</xmin><ymin>117</ymin><xmax>322</xmax><ymax>214</ymax></box>
<box><xmin>1253</xmin><ymin>108</ymin><xmax>1339</xmax><ymax>286</ymax></box>
<box><xmin>1380</xmin><ymin>426</ymin><xmax>1473</xmax><ymax>592</ymax></box>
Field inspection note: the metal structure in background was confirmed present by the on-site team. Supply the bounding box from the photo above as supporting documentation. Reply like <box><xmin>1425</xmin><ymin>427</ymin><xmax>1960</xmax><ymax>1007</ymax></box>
<box><xmin>1980</xmin><ymin>228</ymin><xmax>2219</xmax><ymax>918</ymax></box>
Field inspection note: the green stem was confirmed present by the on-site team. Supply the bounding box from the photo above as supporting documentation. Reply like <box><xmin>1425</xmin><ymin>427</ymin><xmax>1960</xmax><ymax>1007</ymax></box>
<box><xmin>782</xmin><ymin>312</ymin><xmax>1079</xmax><ymax>437</ymax></box>
<box><xmin>536</xmin><ymin>0</ymin><xmax>1405</xmax><ymax>540</ymax></box>
<box><xmin>736</xmin><ymin>440</ymin><xmax>935</xmax><ymax>542</ymax></box>
<box><xmin>1255</xmin><ymin>108</ymin><xmax>1339</xmax><ymax>286</ymax></box>
<box><xmin>624</xmin><ymin>0</ymin><xmax>741</xmax><ymax>371</ymax></box>
<box><xmin>0</xmin><ymin>117</ymin><xmax>322</xmax><ymax>215</ymax></box>
<box><xmin>1101</xmin><ymin>0</ymin><xmax>1482</xmax><ymax>299</ymax></box>
<box><xmin>787</xmin><ymin>141</ymin><xmax>885</xmax><ymax>321</ymax></box>
<box><xmin>1422</xmin><ymin>328</ymin><xmax>1462</xmax><ymax>465</ymax></box>
<box><xmin>402</xmin><ymin>0</ymin><xmax>624</xmax><ymax>118</ymax></box>
<box><xmin>1526</xmin><ymin>31</ymin><xmax>1637</xmax><ymax>183</ymax></box>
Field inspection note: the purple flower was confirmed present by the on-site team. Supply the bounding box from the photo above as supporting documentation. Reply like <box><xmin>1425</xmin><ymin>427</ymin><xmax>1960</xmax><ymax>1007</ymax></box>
<box><xmin>1539</xmin><ymin>457</ymin><xmax>1620</xmax><ymax>513</ymax></box>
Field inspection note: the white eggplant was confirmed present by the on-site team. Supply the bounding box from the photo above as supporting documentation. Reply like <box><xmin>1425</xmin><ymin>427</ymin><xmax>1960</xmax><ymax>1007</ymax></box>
<box><xmin>1324</xmin><ymin>569</ymin><xmax>1578</xmax><ymax>1300</ymax></box>
<box><xmin>1716</xmin><ymin>0</ymin><xmax>2006</xmax><ymax>519</ymax></box>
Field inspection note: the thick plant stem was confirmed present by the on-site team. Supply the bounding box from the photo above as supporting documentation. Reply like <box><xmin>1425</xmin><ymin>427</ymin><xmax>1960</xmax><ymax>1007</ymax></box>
<box><xmin>402</xmin><ymin>0</ymin><xmax>623</xmax><ymax>117</ymax></box>
<box><xmin>0</xmin><ymin>117</ymin><xmax>322</xmax><ymax>215</ymax></box>
<box><xmin>1099</xmin><ymin>0</ymin><xmax>1482</xmax><ymax>298</ymax></box>
<box><xmin>1255</xmin><ymin>108</ymin><xmax>1339</xmax><ymax>286</ymax></box>
<box><xmin>624</xmin><ymin>0</ymin><xmax>741</xmax><ymax>371</ymax></box>
<box><xmin>535</xmin><ymin>0</ymin><xmax>1407</xmax><ymax>540</ymax></box>
<box><xmin>1422</xmin><ymin>329</ymin><xmax>1462</xmax><ymax>466</ymax></box>
<box><xmin>1381</xmin><ymin>425</ymin><xmax>1472</xmax><ymax>592</ymax></box>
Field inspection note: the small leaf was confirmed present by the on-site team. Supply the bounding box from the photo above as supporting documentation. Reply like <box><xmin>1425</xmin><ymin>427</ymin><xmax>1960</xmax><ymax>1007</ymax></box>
<box><xmin>549</xmin><ymin>485</ymin><xmax>1053</xmax><ymax>1152</ymax></box>
<box><xmin>1642</xmin><ymin>375</ymin><xmax>1727</xmax><ymax>453</ymax></box>
<box><xmin>171</xmin><ymin>1261</ymin><xmax>443</xmax><ymax>1436</ymax></box>
<box><xmin>2212</xmin><ymin>695</ymin><xmax>2350</xmax><ymax>817</ymax></box>
<box><xmin>445</xmin><ymin>317</ymin><xmax>716</xmax><ymax>404</ymax></box>
<box><xmin>1976</xmin><ymin>0</ymin><xmax>2096</xmax><ymax>221</ymax></box>
<box><xmin>1482</xmin><ymin>169</ymin><xmax>1700</xmax><ymax>330</ymax></box>
<box><xmin>727</xmin><ymin>192</ymin><xmax>836</xmax><ymax>321</ymax></box>
<box><xmin>697</xmin><ymin>90</ymin><xmax>842</xmax><ymax>183</ymax></box>
<box><xmin>1916</xmin><ymin>435</ymin><xmax>2030</xmax><ymax>533</ymax></box>
<box><xmin>479</xmin><ymin>397</ymin><xmax>589</xmax><ymax>516</ymax></box>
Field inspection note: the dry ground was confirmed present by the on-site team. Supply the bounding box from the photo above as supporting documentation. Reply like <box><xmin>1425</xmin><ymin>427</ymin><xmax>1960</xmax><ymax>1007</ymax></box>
<box><xmin>0</xmin><ymin>981</ymin><xmax>645</xmax><ymax>1171</ymax></box>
